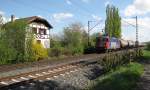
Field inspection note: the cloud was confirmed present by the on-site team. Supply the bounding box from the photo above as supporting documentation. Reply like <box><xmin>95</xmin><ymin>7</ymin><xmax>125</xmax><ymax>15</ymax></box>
<box><xmin>66</xmin><ymin>0</ymin><xmax>72</xmax><ymax>5</ymax></box>
<box><xmin>124</xmin><ymin>0</ymin><xmax>150</xmax><ymax>16</ymax></box>
<box><xmin>91</xmin><ymin>14</ymin><xmax>102</xmax><ymax>21</ymax></box>
<box><xmin>52</xmin><ymin>12</ymin><xmax>74</xmax><ymax>22</ymax></box>
<box><xmin>104</xmin><ymin>1</ymin><xmax>110</xmax><ymax>6</ymax></box>
<box><xmin>122</xmin><ymin>17</ymin><xmax>150</xmax><ymax>42</ymax></box>
<box><xmin>0</xmin><ymin>10</ymin><xmax>4</xmax><ymax>15</ymax></box>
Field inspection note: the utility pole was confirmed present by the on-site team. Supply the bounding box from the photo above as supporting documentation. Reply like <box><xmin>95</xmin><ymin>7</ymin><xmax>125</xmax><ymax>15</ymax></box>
<box><xmin>87</xmin><ymin>20</ymin><xmax>103</xmax><ymax>46</ymax></box>
<box><xmin>88</xmin><ymin>21</ymin><xmax>90</xmax><ymax>46</ymax></box>
<box><xmin>135</xmin><ymin>16</ymin><xmax>139</xmax><ymax>47</ymax></box>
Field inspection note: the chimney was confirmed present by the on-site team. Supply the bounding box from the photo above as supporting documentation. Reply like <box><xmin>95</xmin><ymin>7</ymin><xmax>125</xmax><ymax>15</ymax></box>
<box><xmin>11</xmin><ymin>15</ymin><xmax>15</xmax><ymax>22</ymax></box>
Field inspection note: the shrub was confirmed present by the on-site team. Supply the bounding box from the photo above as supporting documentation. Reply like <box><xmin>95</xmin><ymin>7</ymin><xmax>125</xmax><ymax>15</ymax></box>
<box><xmin>0</xmin><ymin>42</ymin><xmax>17</xmax><ymax>64</ymax></box>
<box><xmin>2</xmin><ymin>20</ymin><xmax>27</xmax><ymax>63</ymax></box>
<box><xmin>146</xmin><ymin>42</ymin><xmax>150</xmax><ymax>50</ymax></box>
<box><xmin>69</xmin><ymin>45</ymin><xmax>84</xmax><ymax>55</ymax></box>
<box><xmin>48</xmin><ymin>47</ymin><xmax>63</xmax><ymax>57</ymax></box>
<box><xmin>31</xmin><ymin>42</ymin><xmax>48</xmax><ymax>61</ymax></box>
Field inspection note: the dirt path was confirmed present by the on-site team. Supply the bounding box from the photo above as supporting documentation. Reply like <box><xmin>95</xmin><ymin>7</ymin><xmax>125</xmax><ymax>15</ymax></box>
<box><xmin>136</xmin><ymin>59</ymin><xmax>150</xmax><ymax>90</ymax></box>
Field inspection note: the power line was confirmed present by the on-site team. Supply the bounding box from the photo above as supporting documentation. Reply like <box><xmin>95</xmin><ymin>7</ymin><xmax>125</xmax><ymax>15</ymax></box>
<box><xmin>87</xmin><ymin>20</ymin><xmax>104</xmax><ymax>46</ymax></box>
<box><xmin>122</xmin><ymin>17</ymin><xmax>139</xmax><ymax>46</ymax></box>
<box><xmin>89</xmin><ymin>20</ymin><xmax>103</xmax><ymax>31</ymax></box>
<box><xmin>72</xmin><ymin>1</ymin><xmax>93</xmax><ymax>15</ymax></box>
<box><xmin>122</xmin><ymin>20</ymin><xmax>136</xmax><ymax>27</ymax></box>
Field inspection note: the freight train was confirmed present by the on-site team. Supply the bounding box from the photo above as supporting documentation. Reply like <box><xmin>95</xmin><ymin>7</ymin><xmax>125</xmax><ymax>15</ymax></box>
<box><xmin>95</xmin><ymin>34</ymin><xmax>136</xmax><ymax>52</ymax></box>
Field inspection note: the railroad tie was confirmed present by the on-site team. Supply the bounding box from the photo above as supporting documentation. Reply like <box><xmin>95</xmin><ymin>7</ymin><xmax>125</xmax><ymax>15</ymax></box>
<box><xmin>28</xmin><ymin>75</ymin><xmax>36</xmax><ymax>78</ymax></box>
<box><xmin>11</xmin><ymin>79</ymin><xmax>20</xmax><ymax>83</ymax></box>
<box><xmin>70</xmin><ymin>70</ymin><xmax>75</xmax><ymax>73</ymax></box>
<box><xmin>58</xmin><ymin>68</ymin><xmax>62</xmax><ymax>70</ymax></box>
<box><xmin>53</xmin><ymin>75</ymin><xmax>58</xmax><ymax>78</ymax></box>
<box><xmin>65</xmin><ymin>72</ymin><xmax>70</xmax><ymax>75</ymax></box>
<box><xmin>42</xmin><ymin>72</ymin><xmax>49</xmax><ymax>75</ymax></box>
<box><xmin>60</xmin><ymin>74</ymin><xmax>65</xmax><ymax>76</ymax></box>
<box><xmin>0</xmin><ymin>81</ymin><xmax>9</xmax><ymax>85</ymax></box>
<box><xmin>20</xmin><ymin>85</ymin><xmax>26</xmax><ymax>89</ymax></box>
<box><xmin>62</xmin><ymin>66</ymin><xmax>66</xmax><ymax>69</ymax></box>
<box><xmin>46</xmin><ymin>78</ymin><xmax>52</xmax><ymax>80</ymax></box>
<box><xmin>48</xmin><ymin>70</ymin><xmax>54</xmax><ymax>73</ymax></box>
<box><xmin>35</xmin><ymin>73</ymin><xmax>43</xmax><ymax>76</ymax></box>
<box><xmin>20</xmin><ymin>77</ymin><xmax>29</xmax><ymax>80</ymax></box>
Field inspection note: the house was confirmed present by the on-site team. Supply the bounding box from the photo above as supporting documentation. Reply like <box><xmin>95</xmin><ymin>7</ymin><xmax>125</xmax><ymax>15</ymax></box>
<box><xmin>10</xmin><ymin>15</ymin><xmax>53</xmax><ymax>48</ymax></box>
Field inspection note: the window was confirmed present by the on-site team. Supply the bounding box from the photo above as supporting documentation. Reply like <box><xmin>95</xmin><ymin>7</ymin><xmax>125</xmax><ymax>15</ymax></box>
<box><xmin>39</xmin><ymin>28</ymin><xmax>46</xmax><ymax>35</ymax></box>
<box><xmin>32</xmin><ymin>27</ymin><xmax>37</xmax><ymax>34</ymax></box>
<box><xmin>37</xmin><ymin>40</ymin><xmax>41</xmax><ymax>44</ymax></box>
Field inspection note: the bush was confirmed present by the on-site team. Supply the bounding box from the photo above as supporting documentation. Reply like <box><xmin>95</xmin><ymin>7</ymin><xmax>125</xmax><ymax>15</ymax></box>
<box><xmin>146</xmin><ymin>42</ymin><xmax>150</xmax><ymax>50</ymax></box>
<box><xmin>48</xmin><ymin>47</ymin><xmax>63</xmax><ymax>57</ymax></box>
<box><xmin>2</xmin><ymin>20</ymin><xmax>27</xmax><ymax>63</ymax></box>
<box><xmin>69</xmin><ymin>45</ymin><xmax>84</xmax><ymax>55</ymax></box>
<box><xmin>0</xmin><ymin>42</ymin><xmax>17</xmax><ymax>64</ymax></box>
<box><xmin>31</xmin><ymin>42</ymin><xmax>48</xmax><ymax>61</ymax></box>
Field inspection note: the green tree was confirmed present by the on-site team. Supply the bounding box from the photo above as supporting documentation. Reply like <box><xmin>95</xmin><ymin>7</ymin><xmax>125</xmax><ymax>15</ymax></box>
<box><xmin>90</xmin><ymin>33</ymin><xmax>99</xmax><ymax>47</ymax></box>
<box><xmin>147</xmin><ymin>42</ymin><xmax>150</xmax><ymax>50</ymax></box>
<box><xmin>105</xmin><ymin>5</ymin><xmax>121</xmax><ymax>38</ymax></box>
<box><xmin>2</xmin><ymin>20</ymin><xmax>28</xmax><ymax>63</ymax></box>
<box><xmin>62</xmin><ymin>23</ymin><xmax>85</xmax><ymax>55</ymax></box>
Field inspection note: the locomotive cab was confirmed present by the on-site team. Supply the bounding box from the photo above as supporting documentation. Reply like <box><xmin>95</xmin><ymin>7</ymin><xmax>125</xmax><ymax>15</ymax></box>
<box><xmin>96</xmin><ymin>36</ymin><xmax>110</xmax><ymax>52</ymax></box>
<box><xmin>96</xmin><ymin>35</ymin><xmax>121</xmax><ymax>52</ymax></box>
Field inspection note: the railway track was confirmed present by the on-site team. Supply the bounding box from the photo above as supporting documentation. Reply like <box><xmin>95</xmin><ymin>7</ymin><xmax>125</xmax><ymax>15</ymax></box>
<box><xmin>0</xmin><ymin>59</ymin><xmax>99</xmax><ymax>90</ymax></box>
<box><xmin>0</xmin><ymin>61</ymin><xmax>84</xmax><ymax>89</ymax></box>
<box><xmin>0</xmin><ymin>47</ymin><xmax>143</xmax><ymax>90</ymax></box>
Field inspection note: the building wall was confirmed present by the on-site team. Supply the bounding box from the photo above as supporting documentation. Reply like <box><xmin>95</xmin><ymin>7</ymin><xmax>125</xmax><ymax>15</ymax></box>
<box><xmin>28</xmin><ymin>22</ymin><xmax>50</xmax><ymax>48</ymax></box>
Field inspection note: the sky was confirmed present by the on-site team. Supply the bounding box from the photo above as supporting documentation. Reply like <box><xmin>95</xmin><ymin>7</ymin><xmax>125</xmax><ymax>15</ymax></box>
<box><xmin>0</xmin><ymin>0</ymin><xmax>150</xmax><ymax>42</ymax></box>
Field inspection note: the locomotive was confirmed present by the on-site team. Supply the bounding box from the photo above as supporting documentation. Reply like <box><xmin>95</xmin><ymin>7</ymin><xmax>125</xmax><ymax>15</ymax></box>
<box><xmin>95</xmin><ymin>33</ymin><xmax>135</xmax><ymax>52</ymax></box>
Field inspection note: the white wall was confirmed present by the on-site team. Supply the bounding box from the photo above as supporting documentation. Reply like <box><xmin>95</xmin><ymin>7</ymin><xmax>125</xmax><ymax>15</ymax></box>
<box><xmin>29</xmin><ymin>22</ymin><xmax>50</xmax><ymax>48</ymax></box>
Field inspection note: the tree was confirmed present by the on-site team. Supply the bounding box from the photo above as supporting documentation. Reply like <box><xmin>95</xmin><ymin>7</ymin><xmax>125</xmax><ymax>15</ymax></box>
<box><xmin>2</xmin><ymin>20</ymin><xmax>27</xmax><ymax>63</ymax></box>
<box><xmin>105</xmin><ymin>5</ymin><xmax>121</xmax><ymax>38</ymax></box>
<box><xmin>90</xmin><ymin>33</ymin><xmax>99</xmax><ymax>47</ymax></box>
<box><xmin>62</xmin><ymin>22</ymin><xmax>85</xmax><ymax>55</ymax></box>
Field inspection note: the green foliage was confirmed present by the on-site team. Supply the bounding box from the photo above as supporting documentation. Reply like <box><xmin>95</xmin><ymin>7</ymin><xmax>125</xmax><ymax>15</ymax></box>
<box><xmin>105</xmin><ymin>5</ymin><xmax>121</xmax><ymax>38</ymax></box>
<box><xmin>90</xmin><ymin>33</ymin><xmax>98</xmax><ymax>47</ymax></box>
<box><xmin>49</xmin><ymin>39</ymin><xmax>63</xmax><ymax>57</ymax></box>
<box><xmin>48</xmin><ymin>39</ymin><xmax>73</xmax><ymax>57</ymax></box>
<box><xmin>101</xmin><ymin>51</ymin><xmax>134</xmax><ymax>71</ymax></box>
<box><xmin>62</xmin><ymin>23</ymin><xmax>85</xmax><ymax>55</ymax></box>
<box><xmin>0</xmin><ymin>31</ymin><xmax>17</xmax><ymax>64</ymax></box>
<box><xmin>2</xmin><ymin>20</ymin><xmax>27</xmax><ymax>62</ymax></box>
<box><xmin>0</xmin><ymin>20</ymin><xmax>29</xmax><ymax>64</ymax></box>
<box><xmin>90</xmin><ymin>63</ymin><xmax>144</xmax><ymax>90</ymax></box>
<box><xmin>142</xmin><ymin>50</ymin><xmax>150</xmax><ymax>60</ymax></box>
<box><xmin>24</xmin><ymin>35</ymin><xmax>35</xmax><ymax>62</ymax></box>
<box><xmin>0</xmin><ymin>19</ymin><xmax>48</xmax><ymax>64</ymax></box>
<box><xmin>31</xmin><ymin>41</ymin><xmax>48</xmax><ymax>61</ymax></box>
<box><xmin>48</xmin><ymin>22</ymin><xmax>86</xmax><ymax>57</ymax></box>
<box><xmin>146</xmin><ymin>42</ymin><xmax>150</xmax><ymax>50</ymax></box>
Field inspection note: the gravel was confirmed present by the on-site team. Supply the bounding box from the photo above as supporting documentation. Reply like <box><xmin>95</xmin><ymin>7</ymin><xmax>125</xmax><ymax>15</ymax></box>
<box><xmin>7</xmin><ymin>62</ymin><xmax>104</xmax><ymax>90</ymax></box>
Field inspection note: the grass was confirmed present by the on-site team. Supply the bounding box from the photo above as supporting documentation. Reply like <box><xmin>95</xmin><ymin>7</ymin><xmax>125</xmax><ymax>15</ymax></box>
<box><xmin>89</xmin><ymin>62</ymin><xmax>144</xmax><ymax>90</ymax></box>
<box><xmin>142</xmin><ymin>49</ymin><xmax>150</xmax><ymax>60</ymax></box>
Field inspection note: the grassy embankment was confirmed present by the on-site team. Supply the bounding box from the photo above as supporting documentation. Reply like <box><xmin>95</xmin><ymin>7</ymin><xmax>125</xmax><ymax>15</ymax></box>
<box><xmin>88</xmin><ymin>62</ymin><xmax>144</xmax><ymax>90</ymax></box>
<box><xmin>142</xmin><ymin>49</ymin><xmax>150</xmax><ymax>60</ymax></box>
<box><xmin>89</xmin><ymin>49</ymin><xmax>150</xmax><ymax>90</ymax></box>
